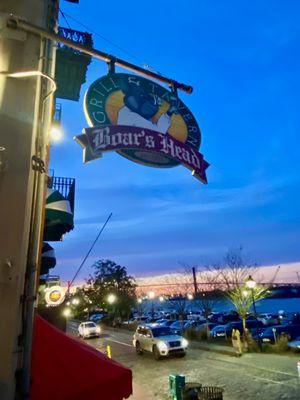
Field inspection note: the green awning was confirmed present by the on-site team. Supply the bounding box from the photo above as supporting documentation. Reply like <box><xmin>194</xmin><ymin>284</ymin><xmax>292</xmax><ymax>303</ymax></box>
<box><xmin>43</xmin><ymin>189</ymin><xmax>74</xmax><ymax>241</ymax></box>
<box><xmin>41</xmin><ymin>242</ymin><xmax>56</xmax><ymax>275</ymax></box>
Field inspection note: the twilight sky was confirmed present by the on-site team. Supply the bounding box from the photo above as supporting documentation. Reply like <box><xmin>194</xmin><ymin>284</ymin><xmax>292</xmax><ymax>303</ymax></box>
<box><xmin>51</xmin><ymin>0</ymin><xmax>300</xmax><ymax>282</ymax></box>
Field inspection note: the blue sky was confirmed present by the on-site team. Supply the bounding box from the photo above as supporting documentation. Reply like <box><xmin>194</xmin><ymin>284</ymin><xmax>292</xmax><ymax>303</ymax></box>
<box><xmin>51</xmin><ymin>0</ymin><xmax>300</xmax><ymax>281</ymax></box>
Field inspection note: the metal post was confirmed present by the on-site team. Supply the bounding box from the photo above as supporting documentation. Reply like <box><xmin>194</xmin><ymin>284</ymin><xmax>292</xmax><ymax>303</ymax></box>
<box><xmin>192</xmin><ymin>267</ymin><xmax>198</xmax><ymax>296</ymax></box>
<box><xmin>251</xmin><ymin>289</ymin><xmax>257</xmax><ymax>319</ymax></box>
<box><xmin>151</xmin><ymin>300</ymin><xmax>155</xmax><ymax>319</ymax></box>
<box><xmin>106</xmin><ymin>345</ymin><xmax>112</xmax><ymax>359</ymax></box>
<box><xmin>7</xmin><ymin>17</ymin><xmax>193</xmax><ymax>94</ymax></box>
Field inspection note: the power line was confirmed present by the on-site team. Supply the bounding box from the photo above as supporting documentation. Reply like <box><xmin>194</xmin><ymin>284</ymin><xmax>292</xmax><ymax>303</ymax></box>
<box><xmin>69</xmin><ymin>212</ymin><xmax>113</xmax><ymax>288</ymax></box>
<box><xmin>59</xmin><ymin>9</ymin><xmax>163</xmax><ymax>76</ymax></box>
<box><xmin>59</xmin><ymin>9</ymin><xmax>72</xmax><ymax>30</ymax></box>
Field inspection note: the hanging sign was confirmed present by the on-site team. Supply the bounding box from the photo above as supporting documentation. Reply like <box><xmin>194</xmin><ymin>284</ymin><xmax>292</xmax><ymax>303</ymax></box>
<box><xmin>45</xmin><ymin>285</ymin><xmax>66</xmax><ymax>307</ymax></box>
<box><xmin>75</xmin><ymin>73</ymin><xmax>209</xmax><ymax>183</ymax></box>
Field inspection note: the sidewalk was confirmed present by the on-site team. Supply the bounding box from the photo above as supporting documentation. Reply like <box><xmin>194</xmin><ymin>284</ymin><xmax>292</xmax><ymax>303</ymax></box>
<box><xmin>191</xmin><ymin>340</ymin><xmax>236</xmax><ymax>356</ymax></box>
<box><xmin>129</xmin><ymin>382</ymin><xmax>154</xmax><ymax>400</ymax></box>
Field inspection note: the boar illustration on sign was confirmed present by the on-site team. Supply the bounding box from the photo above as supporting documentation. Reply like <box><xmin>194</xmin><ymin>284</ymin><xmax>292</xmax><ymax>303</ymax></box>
<box><xmin>76</xmin><ymin>73</ymin><xmax>209</xmax><ymax>183</ymax></box>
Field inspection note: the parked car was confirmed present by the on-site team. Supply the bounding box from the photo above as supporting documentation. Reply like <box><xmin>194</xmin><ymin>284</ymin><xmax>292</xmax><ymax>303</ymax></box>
<box><xmin>211</xmin><ymin>320</ymin><xmax>263</xmax><ymax>338</ymax></box>
<box><xmin>155</xmin><ymin>318</ymin><xmax>168</xmax><ymax>324</ymax></box>
<box><xmin>196</xmin><ymin>322</ymin><xmax>218</xmax><ymax>332</ymax></box>
<box><xmin>291</xmin><ymin>313</ymin><xmax>300</xmax><ymax>325</ymax></box>
<box><xmin>90</xmin><ymin>313</ymin><xmax>104</xmax><ymax>323</ymax></box>
<box><xmin>170</xmin><ymin>320</ymin><xmax>191</xmax><ymax>334</ymax></box>
<box><xmin>257</xmin><ymin>313</ymin><xmax>279</xmax><ymax>326</ymax></box>
<box><xmin>78</xmin><ymin>322</ymin><xmax>101</xmax><ymax>339</ymax></box>
<box><xmin>224</xmin><ymin>321</ymin><xmax>243</xmax><ymax>337</ymax></box>
<box><xmin>123</xmin><ymin>316</ymin><xmax>148</xmax><ymax>325</ymax></box>
<box><xmin>222</xmin><ymin>312</ymin><xmax>240</xmax><ymax>324</ymax></box>
<box><xmin>226</xmin><ymin>320</ymin><xmax>264</xmax><ymax>336</ymax></box>
<box><xmin>258</xmin><ymin>325</ymin><xmax>300</xmax><ymax>344</ymax></box>
<box><xmin>249</xmin><ymin>327</ymin><xmax>266</xmax><ymax>338</ymax></box>
<box><xmin>156</xmin><ymin>319</ymin><xmax>176</xmax><ymax>327</ymax></box>
<box><xmin>133</xmin><ymin>325</ymin><xmax>188</xmax><ymax>360</ymax></box>
<box><xmin>288</xmin><ymin>336</ymin><xmax>300</xmax><ymax>350</ymax></box>
<box><xmin>208</xmin><ymin>313</ymin><xmax>225</xmax><ymax>324</ymax></box>
<box><xmin>210</xmin><ymin>325</ymin><xmax>226</xmax><ymax>338</ymax></box>
<box><xmin>187</xmin><ymin>313</ymin><xmax>206</xmax><ymax>322</ymax></box>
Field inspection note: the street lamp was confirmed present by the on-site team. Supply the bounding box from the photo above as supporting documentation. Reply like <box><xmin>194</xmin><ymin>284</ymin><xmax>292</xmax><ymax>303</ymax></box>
<box><xmin>72</xmin><ymin>297</ymin><xmax>80</xmax><ymax>306</ymax></box>
<box><xmin>63</xmin><ymin>307</ymin><xmax>71</xmax><ymax>318</ymax></box>
<box><xmin>107</xmin><ymin>294</ymin><xmax>117</xmax><ymax>305</ymax></box>
<box><xmin>245</xmin><ymin>275</ymin><xmax>256</xmax><ymax>290</ymax></box>
<box><xmin>147</xmin><ymin>291</ymin><xmax>155</xmax><ymax>300</ymax></box>
<box><xmin>187</xmin><ymin>293</ymin><xmax>194</xmax><ymax>301</ymax></box>
<box><xmin>50</xmin><ymin>102</ymin><xmax>63</xmax><ymax>142</ymax></box>
<box><xmin>137</xmin><ymin>298</ymin><xmax>143</xmax><ymax>320</ymax></box>
<box><xmin>147</xmin><ymin>291</ymin><xmax>156</xmax><ymax>319</ymax></box>
<box><xmin>159</xmin><ymin>296</ymin><xmax>164</xmax><ymax>302</ymax></box>
<box><xmin>245</xmin><ymin>275</ymin><xmax>257</xmax><ymax>319</ymax></box>
<box><xmin>50</xmin><ymin>125</ymin><xmax>63</xmax><ymax>142</ymax></box>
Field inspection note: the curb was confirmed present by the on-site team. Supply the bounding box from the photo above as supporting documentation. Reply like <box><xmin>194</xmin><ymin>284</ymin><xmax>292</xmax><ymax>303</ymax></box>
<box><xmin>190</xmin><ymin>342</ymin><xmax>236</xmax><ymax>357</ymax></box>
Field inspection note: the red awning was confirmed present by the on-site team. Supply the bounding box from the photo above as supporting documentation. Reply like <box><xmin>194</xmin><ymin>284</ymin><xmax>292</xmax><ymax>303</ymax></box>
<box><xmin>30</xmin><ymin>316</ymin><xmax>132</xmax><ymax>400</ymax></box>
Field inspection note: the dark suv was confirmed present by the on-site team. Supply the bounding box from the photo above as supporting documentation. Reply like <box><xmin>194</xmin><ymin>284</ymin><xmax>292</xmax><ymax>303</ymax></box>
<box><xmin>225</xmin><ymin>320</ymin><xmax>264</xmax><ymax>336</ymax></box>
<box><xmin>259</xmin><ymin>325</ymin><xmax>300</xmax><ymax>344</ymax></box>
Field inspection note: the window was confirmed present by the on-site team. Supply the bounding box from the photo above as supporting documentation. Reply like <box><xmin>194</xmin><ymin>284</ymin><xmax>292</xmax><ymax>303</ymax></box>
<box><xmin>137</xmin><ymin>327</ymin><xmax>146</xmax><ymax>335</ymax></box>
<box><xmin>85</xmin><ymin>322</ymin><xmax>96</xmax><ymax>328</ymax></box>
<box><xmin>152</xmin><ymin>327</ymin><xmax>172</xmax><ymax>337</ymax></box>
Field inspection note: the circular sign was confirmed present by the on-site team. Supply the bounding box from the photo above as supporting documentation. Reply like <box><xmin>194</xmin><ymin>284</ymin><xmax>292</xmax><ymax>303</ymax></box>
<box><xmin>84</xmin><ymin>73</ymin><xmax>201</xmax><ymax>168</ymax></box>
<box><xmin>45</xmin><ymin>285</ymin><xmax>65</xmax><ymax>307</ymax></box>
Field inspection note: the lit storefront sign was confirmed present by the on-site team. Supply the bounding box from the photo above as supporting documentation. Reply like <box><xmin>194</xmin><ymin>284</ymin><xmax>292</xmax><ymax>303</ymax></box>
<box><xmin>75</xmin><ymin>73</ymin><xmax>209</xmax><ymax>183</ymax></box>
<box><xmin>45</xmin><ymin>285</ymin><xmax>65</xmax><ymax>307</ymax></box>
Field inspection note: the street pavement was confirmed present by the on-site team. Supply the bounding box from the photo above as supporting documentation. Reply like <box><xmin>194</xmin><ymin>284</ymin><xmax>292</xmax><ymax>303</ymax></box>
<box><xmin>68</xmin><ymin>321</ymin><xmax>300</xmax><ymax>399</ymax></box>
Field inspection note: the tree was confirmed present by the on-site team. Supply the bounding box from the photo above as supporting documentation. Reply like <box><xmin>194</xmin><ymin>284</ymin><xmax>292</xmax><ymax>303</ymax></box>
<box><xmin>68</xmin><ymin>287</ymin><xmax>95</xmax><ymax>319</ymax></box>
<box><xmin>86</xmin><ymin>259</ymin><xmax>136</xmax><ymax>319</ymax></box>
<box><xmin>197</xmin><ymin>291</ymin><xmax>217</xmax><ymax>337</ymax></box>
<box><xmin>176</xmin><ymin>264</ymin><xmax>220</xmax><ymax>337</ymax></box>
<box><xmin>206</xmin><ymin>247</ymin><xmax>258</xmax><ymax>290</ymax></box>
<box><xmin>163</xmin><ymin>268</ymin><xmax>193</xmax><ymax>321</ymax></box>
<box><xmin>227</xmin><ymin>285</ymin><xmax>268</xmax><ymax>331</ymax></box>
<box><xmin>206</xmin><ymin>248</ymin><xmax>269</xmax><ymax>332</ymax></box>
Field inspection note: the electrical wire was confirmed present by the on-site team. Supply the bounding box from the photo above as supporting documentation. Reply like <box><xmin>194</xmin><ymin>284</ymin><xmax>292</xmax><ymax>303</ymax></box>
<box><xmin>59</xmin><ymin>9</ymin><xmax>164</xmax><ymax>77</ymax></box>
<box><xmin>59</xmin><ymin>9</ymin><xmax>72</xmax><ymax>30</ymax></box>
<box><xmin>69</xmin><ymin>212</ymin><xmax>113</xmax><ymax>288</ymax></box>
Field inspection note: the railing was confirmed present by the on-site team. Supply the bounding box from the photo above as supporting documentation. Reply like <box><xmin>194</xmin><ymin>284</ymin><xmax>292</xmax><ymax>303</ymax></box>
<box><xmin>47</xmin><ymin>176</ymin><xmax>75</xmax><ymax>212</ymax></box>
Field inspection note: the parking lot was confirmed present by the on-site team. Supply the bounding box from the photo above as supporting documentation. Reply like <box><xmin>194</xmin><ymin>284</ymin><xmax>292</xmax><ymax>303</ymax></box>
<box><xmin>68</xmin><ymin>321</ymin><xmax>300</xmax><ymax>399</ymax></box>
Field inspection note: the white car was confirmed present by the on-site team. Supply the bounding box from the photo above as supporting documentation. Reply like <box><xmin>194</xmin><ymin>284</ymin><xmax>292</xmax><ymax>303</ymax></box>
<box><xmin>288</xmin><ymin>336</ymin><xmax>300</xmax><ymax>350</ymax></box>
<box><xmin>78</xmin><ymin>322</ymin><xmax>101</xmax><ymax>339</ymax></box>
<box><xmin>257</xmin><ymin>313</ymin><xmax>278</xmax><ymax>326</ymax></box>
<box><xmin>133</xmin><ymin>325</ymin><xmax>188</xmax><ymax>360</ymax></box>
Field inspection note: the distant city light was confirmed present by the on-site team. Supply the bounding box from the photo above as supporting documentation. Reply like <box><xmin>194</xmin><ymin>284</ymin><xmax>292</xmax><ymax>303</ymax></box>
<box><xmin>147</xmin><ymin>291</ymin><xmax>155</xmax><ymax>300</ymax></box>
<box><xmin>187</xmin><ymin>293</ymin><xmax>194</xmax><ymax>300</ymax></box>
<box><xmin>159</xmin><ymin>296</ymin><xmax>164</xmax><ymax>302</ymax></box>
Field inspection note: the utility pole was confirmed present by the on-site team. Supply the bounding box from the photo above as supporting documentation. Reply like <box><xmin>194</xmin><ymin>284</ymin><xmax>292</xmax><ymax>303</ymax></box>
<box><xmin>0</xmin><ymin>1</ymin><xmax>56</xmax><ymax>398</ymax></box>
<box><xmin>192</xmin><ymin>267</ymin><xmax>198</xmax><ymax>296</ymax></box>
